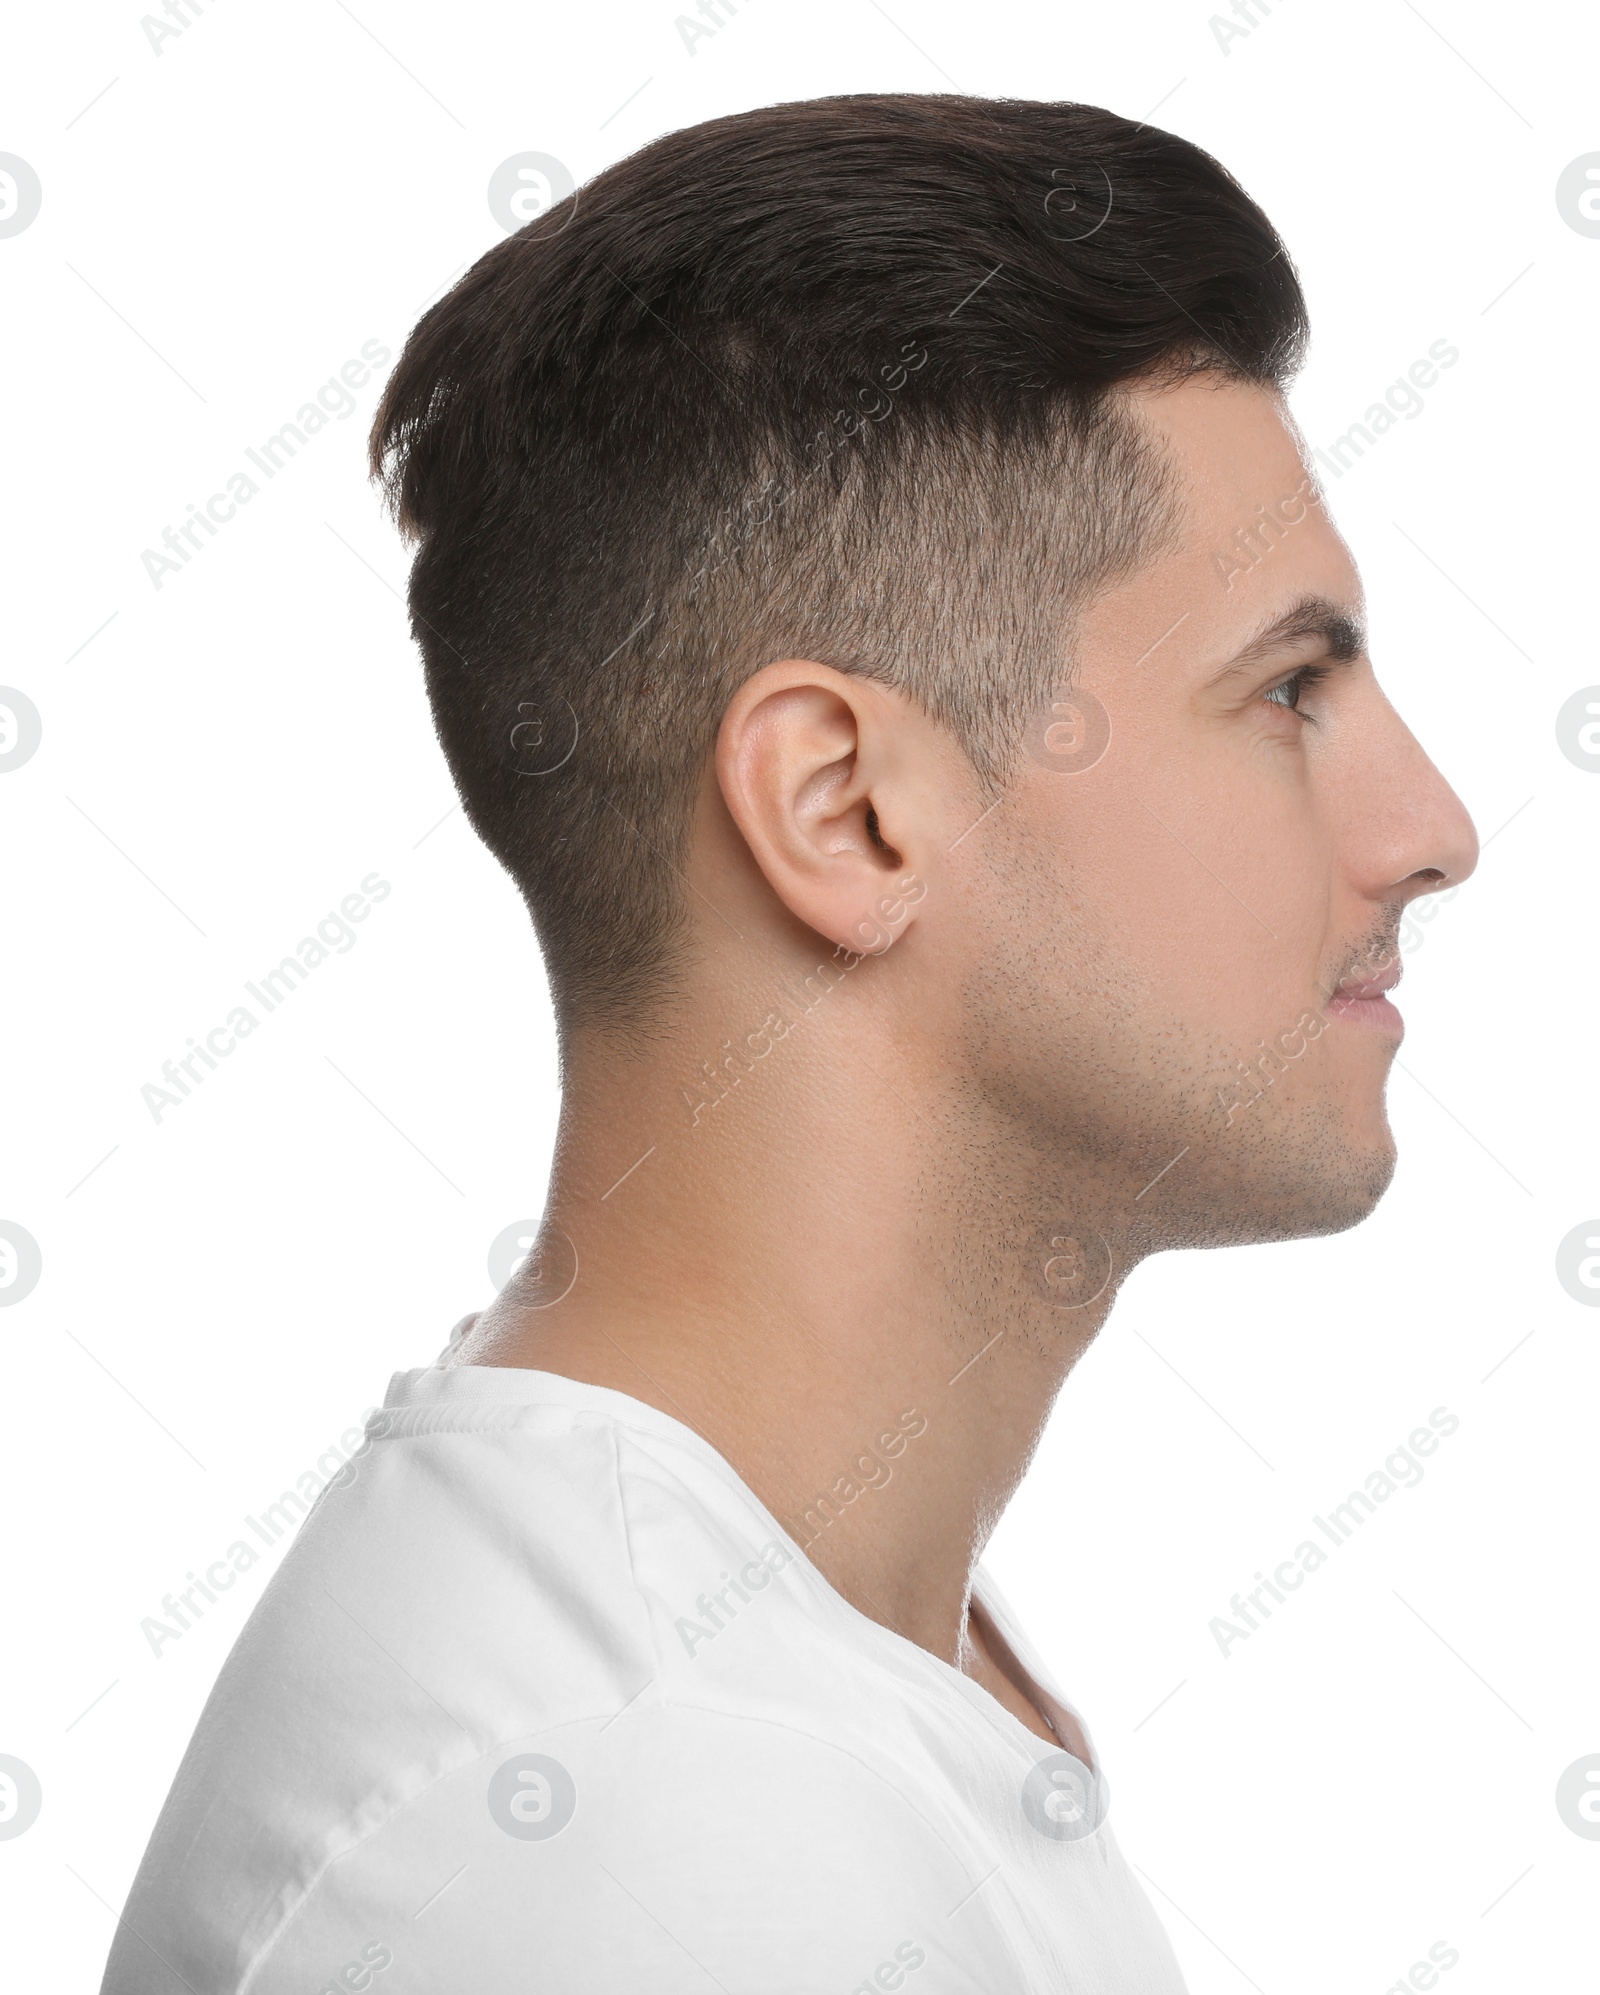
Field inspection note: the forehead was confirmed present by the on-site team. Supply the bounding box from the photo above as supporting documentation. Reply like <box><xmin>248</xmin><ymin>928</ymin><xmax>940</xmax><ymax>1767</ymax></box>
<box><xmin>1077</xmin><ymin>374</ymin><xmax>1364</xmax><ymax>679</ymax></box>
<box><xmin>1133</xmin><ymin>370</ymin><xmax>1310</xmax><ymax>507</ymax></box>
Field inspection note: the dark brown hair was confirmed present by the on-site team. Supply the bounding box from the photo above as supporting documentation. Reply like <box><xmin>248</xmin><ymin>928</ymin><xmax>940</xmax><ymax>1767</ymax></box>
<box><xmin>371</xmin><ymin>94</ymin><xmax>1307</xmax><ymax>1031</ymax></box>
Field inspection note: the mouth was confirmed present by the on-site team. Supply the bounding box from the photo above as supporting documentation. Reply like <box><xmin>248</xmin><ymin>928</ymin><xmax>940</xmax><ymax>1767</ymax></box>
<box><xmin>1326</xmin><ymin>957</ymin><xmax>1404</xmax><ymax>1037</ymax></box>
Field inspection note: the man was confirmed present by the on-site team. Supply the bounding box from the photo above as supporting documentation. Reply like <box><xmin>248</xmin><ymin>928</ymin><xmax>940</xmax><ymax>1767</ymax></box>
<box><xmin>104</xmin><ymin>94</ymin><xmax>1476</xmax><ymax>1992</ymax></box>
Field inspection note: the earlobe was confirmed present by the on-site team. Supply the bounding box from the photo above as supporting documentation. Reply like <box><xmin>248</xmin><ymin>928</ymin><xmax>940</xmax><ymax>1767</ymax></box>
<box><xmin>844</xmin><ymin>868</ymin><xmax>929</xmax><ymax>957</ymax></box>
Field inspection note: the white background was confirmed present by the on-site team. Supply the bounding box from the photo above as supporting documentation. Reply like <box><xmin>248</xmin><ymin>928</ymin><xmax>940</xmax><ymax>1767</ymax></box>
<box><xmin>3</xmin><ymin>1</ymin><xmax>1597</xmax><ymax>1989</ymax></box>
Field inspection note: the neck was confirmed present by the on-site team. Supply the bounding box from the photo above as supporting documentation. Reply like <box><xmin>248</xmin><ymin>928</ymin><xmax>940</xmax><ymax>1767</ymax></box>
<box><xmin>458</xmin><ymin>959</ymin><xmax>1125</xmax><ymax>1668</ymax></box>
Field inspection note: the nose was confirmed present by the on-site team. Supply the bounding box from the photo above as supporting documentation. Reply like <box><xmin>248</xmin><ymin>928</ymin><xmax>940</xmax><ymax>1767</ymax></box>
<box><xmin>1354</xmin><ymin>700</ymin><xmax>1478</xmax><ymax>908</ymax></box>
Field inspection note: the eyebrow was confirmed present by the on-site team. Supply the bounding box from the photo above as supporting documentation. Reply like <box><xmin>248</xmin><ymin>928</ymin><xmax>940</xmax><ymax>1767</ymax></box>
<box><xmin>1215</xmin><ymin>594</ymin><xmax>1367</xmax><ymax>678</ymax></box>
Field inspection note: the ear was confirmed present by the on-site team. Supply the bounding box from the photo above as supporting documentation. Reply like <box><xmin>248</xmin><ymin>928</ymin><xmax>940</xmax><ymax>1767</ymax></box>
<box><xmin>714</xmin><ymin>660</ymin><xmax>929</xmax><ymax>957</ymax></box>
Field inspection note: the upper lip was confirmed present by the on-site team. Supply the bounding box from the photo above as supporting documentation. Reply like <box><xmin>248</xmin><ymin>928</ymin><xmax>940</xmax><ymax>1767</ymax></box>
<box><xmin>1334</xmin><ymin>957</ymin><xmax>1402</xmax><ymax>1001</ymax></box>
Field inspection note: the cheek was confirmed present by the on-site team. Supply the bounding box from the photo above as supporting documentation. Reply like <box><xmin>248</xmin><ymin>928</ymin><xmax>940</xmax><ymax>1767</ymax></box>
<box><xmin>1023</xmin><ymin>743</ymin><xmax>1337</xmax><ymax>1080</ymax></box>
<box><xmin>1064</xmin><ymin>781</ymin><xmax>1319</xmax><ymax>991</ymax></box>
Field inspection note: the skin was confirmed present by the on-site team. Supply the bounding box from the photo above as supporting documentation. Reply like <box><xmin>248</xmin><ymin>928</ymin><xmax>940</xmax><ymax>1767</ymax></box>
<box><xmin>454</xmin><ymin>375</ymin><xmax>1478</xmax><ymax>1746</ymax></box>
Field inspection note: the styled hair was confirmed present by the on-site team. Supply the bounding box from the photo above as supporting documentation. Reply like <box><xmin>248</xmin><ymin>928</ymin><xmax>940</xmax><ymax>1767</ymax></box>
<box><xmin>371</xmin><ymin>93</ymin><xmax>1307</xmax><ymax>1031</ymax></box>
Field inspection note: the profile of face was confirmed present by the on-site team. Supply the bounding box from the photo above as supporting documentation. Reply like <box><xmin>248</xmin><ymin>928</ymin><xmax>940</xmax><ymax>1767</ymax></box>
<box><xmin>937</xmin><ymin>376</ymin><xmax>1478</xmax><ymax>1251</ymax></box>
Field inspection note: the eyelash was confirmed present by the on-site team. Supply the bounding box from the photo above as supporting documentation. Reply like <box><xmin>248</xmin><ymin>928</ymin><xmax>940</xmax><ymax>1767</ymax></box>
<box><xmin>1263</xmin><ymin>663</ymin><xmax>1332</xmax><ymax>717</ymax></box>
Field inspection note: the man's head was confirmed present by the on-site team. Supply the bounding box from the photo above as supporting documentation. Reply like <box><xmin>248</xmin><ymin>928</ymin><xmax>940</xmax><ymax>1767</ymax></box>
<box><xmin>373</xmin><ymin>93</ymin><xmax>1475</xmax><ymax>1259</ymax></box>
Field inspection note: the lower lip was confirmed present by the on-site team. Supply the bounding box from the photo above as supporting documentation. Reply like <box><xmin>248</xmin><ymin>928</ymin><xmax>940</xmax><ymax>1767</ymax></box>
<box><xmin>1326</xmin><ymin>991</ymin><xmax>1404</xmax><ymax>1036</ymax></box>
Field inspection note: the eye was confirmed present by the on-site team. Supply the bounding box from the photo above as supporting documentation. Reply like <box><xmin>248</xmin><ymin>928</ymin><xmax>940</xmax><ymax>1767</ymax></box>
<box><xmin>1262</xmin><ymin>662</ymin><xmax>1331</xmax><ymax>716</ymax></box>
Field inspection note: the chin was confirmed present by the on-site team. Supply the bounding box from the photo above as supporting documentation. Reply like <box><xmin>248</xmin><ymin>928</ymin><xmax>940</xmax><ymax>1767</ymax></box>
<box><xmin>1248</xmin><ymin>1130</ymin><xmax>1399</xmax><ymax>1244</ymax></box>
<box><xmin>1145</xmin><ymin>1115</ymin><xmax>1399</xmax><ymax>1253</ymax></box>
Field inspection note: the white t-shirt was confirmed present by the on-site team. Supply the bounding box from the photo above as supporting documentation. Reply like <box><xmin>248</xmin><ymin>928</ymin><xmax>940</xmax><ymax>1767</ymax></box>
<box><xmin>104</xmin><ymin>1345</ymin><xmax>1188</xmax><ymax>1994</ymax></box>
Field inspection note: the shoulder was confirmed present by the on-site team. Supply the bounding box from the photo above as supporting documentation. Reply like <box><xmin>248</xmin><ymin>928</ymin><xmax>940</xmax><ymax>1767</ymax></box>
<box><xmin>106</xmin><ymin>1397</ymin><xmax>747</xmax><ymax>1991</ymax></box>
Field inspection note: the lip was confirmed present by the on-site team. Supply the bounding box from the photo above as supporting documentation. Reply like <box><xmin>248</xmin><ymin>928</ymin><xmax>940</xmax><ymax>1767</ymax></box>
<box><xmin>1326</xmin><ymin>957</ymin><xmax>1404</xmax><ymax>1035</ymax></box>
